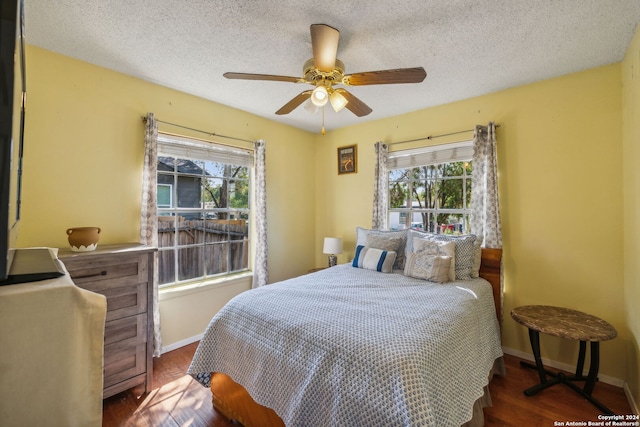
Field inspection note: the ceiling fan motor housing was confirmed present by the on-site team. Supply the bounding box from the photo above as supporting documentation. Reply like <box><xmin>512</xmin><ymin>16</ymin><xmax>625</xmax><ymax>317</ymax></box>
<box><xmin>303</xmin><ymin>58</ymin><xmax>345</xmax><ymax>87</ymax></box>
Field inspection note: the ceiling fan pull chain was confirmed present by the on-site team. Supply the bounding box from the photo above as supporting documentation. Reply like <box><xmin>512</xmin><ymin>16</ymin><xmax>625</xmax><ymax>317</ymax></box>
<box><xmin>322</xmin><ymin>106</ymin><xmax>326</xmax><ymax>135</ymax></box>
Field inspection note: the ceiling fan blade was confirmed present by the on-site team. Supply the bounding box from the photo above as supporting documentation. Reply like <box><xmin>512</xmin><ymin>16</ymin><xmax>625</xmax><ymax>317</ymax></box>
<box><xmin>335</xmin><ymin>89</ymin><xmax>372</xmax><ymax>117</ymax></box>
<box><xmin>275</xmin><ymin>90</ymin><xmax>313</xmax><ymax>115</ymax></box>
<box><xmin>342</xmin><ymin>67</ymin><xmax>427</xmax><ymax>86</ymax></box>
<box><xmin>224</xmin><ymin>72</ymin><xmax>302</xmax><ymax>83</ymax></box>
<box><xmin>310</xmin><ymin>24</ymin><xmax>339</xmax><ymax>73</ymax></box>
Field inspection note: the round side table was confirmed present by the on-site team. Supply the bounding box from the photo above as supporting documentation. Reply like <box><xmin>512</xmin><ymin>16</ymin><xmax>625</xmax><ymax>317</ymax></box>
<box><xmin>511</xmin><ymin>305</ymin><xmax>617</xmax><ymax>415</ymax></box>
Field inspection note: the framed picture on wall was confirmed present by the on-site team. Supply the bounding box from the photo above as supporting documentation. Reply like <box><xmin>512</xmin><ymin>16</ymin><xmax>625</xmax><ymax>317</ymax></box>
<box><xmin>337</xmin><ymin>145</ymin><xmax>357</xmax><ymax>175</ymax></box>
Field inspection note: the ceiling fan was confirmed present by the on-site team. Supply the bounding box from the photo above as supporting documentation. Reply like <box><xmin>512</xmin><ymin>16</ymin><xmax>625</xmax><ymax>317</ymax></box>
<box><xmin>224</xmin><ymin>24</ymin><xmax>427</xmax><ymax>120</ymax></box>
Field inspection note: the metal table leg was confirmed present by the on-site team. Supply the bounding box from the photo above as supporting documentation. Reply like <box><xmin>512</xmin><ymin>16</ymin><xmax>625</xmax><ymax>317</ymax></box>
<box><xmin>520</xmin><ymin>328</ymin><xmax>561</xmax><ymax>395</ymax></box>
<box><xmin>584</xmin><ymin>341</ymin><xmax>599</xmax><ymax>395</ymax></box>
<box><xmin>575</xmin><ymin>340</ymin><xmax>586</xmax><ymax>377</ymax></box>
<box><xmin>520</xmin><ymin>336</ymin><xmax>614</xmax><ymax>415</ymax></box>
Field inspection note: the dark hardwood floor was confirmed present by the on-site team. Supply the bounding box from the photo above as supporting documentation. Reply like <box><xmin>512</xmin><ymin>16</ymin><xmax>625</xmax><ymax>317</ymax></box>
<box><xmin>102</xmin><ymin>342</ymin><xmax>634</xmax><ymax>426</ymax></box>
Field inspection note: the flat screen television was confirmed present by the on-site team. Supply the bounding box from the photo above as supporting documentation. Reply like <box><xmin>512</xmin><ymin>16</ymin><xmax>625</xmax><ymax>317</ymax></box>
<box><xmin>1</xmin><ymin>0</ymin><xmax>65</xmax><ymax>285</ymax></box>
<box><xmin>0</xmin><ymin>0</ymin><xmax>25</xmax><ymax>282</ymax></box>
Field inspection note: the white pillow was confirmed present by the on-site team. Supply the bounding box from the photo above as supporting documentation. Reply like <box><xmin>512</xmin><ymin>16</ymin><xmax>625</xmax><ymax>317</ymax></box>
<box><xmin>352</xmin><ymin>245</ymin><xmax>397</xmax><ymax>273</ymax></box>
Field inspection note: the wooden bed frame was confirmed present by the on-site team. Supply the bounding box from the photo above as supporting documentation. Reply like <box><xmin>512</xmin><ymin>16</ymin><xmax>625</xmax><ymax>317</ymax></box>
<box><xmin>209</xmin><ymin>248</ymin><xmax>503</xmax><ymax>427</ymax></box>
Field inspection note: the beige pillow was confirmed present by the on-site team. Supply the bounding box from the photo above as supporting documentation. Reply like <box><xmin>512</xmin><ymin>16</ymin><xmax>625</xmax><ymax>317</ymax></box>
<box><xmin>413</xmin><ymin>239</ymin><xmax>456</xmax><ymax>282</ymax></box>
<box><xmin>404</xmin><ymin>251</ymin><xmax>452</xmax><ymax>283</ymax></box>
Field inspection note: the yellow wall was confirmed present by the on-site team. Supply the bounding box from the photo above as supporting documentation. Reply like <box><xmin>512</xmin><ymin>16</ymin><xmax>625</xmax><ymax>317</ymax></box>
<box><xmin>21</xmin><ymin>45</ymin><xmax>319</xmax><ymax>282</ymax></box>
<box><xmin>19</xmin><ymin>42</ymin><xmax>637</xmax><ymax>401</ymax></box>
<box><xmin>315</xmin><ymin>64</ymin><xmax>628</xmax><ymax>382</ymax></box>
<box><xmin>20</xmin><ymin>46</ymin><xmax>317</xmax><ymax>347</ymax></box>
<box><xmin>622</xmin><ymin>24</ymin><xmax>640</xmax><ymax>410</ymax></box>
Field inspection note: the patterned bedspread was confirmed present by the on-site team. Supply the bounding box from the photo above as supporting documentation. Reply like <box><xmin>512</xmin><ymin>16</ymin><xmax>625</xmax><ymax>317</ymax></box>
<box><xmin>188</xmin><ymin>264</ymin><xmax>503</xmax><ymax>427</ymax></box>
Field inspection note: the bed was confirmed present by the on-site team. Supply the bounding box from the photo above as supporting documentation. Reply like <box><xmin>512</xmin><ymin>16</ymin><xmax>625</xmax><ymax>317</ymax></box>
<box><xmin>188</xmin><ymin>229</ymin><xmax>504</xmax><ymax>427</ymax></box>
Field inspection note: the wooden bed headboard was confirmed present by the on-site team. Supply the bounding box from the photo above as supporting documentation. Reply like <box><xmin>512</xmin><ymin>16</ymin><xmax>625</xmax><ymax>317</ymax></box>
<box><xmin>479</xmin><ymin>247</ymin><xmax>503</xmax><ymax>325</ymax></box>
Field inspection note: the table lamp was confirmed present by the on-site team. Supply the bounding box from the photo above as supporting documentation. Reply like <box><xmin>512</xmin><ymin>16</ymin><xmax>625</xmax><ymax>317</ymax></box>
<box><xmin>323</xmin><ymin>237</ymin><xmax>343</xmax><ymax>267</ymax></box>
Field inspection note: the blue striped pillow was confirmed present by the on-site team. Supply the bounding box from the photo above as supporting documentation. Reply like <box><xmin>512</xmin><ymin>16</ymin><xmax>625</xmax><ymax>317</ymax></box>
<box><xmin>352</xmin><ymin>245</ymin><xmax>397</xmax><ymax>273</ymax></box>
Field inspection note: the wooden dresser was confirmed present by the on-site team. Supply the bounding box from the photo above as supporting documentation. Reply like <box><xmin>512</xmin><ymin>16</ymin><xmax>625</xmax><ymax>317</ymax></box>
<box><xmin>59</xmin><ymin>243</ymin><xmax>156</xmax><ymax>398</ymax></box>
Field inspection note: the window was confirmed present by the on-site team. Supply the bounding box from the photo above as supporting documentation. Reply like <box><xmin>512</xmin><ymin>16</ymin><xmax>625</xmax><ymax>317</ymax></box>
<box><xmin>387</xmin><ymin>141</ymin><xmax>473</xmax><ymax>234</ymax></box>
<box><xmin>156</xmin><ymin>133</ymin><xmax>252</xmax><ymax>287</ymax></box>
<box><xmin>157</xmin><ymin>184</ymin><xmax>172</xmax><ymax>208</ymax></box>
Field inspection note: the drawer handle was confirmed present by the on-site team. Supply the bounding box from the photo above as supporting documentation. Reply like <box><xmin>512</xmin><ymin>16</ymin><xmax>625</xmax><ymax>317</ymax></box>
<box><xmin>74</xmin><ymin>270</ymin><xmax>107</xmax><ymax>279</ymax></box>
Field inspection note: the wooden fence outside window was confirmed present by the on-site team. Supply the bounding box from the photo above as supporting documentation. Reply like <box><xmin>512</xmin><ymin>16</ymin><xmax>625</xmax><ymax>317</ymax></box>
<box><xmin>157</xmin><ymin>218</ymin><xmax>248</xmax><ymax>284</ymax></box>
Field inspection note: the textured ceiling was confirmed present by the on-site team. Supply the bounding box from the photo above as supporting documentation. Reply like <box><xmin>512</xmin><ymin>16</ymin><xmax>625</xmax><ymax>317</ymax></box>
<box><xmin>25</xmin><ymin>0</ymin><xmax>640</xmax><ymax>133</ymax></box>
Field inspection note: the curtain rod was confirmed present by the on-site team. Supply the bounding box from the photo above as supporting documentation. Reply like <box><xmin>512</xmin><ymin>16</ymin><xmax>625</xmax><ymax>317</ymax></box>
<box><xmin>389</xmin><ymin>124</ymin><xmax>500</xmax><ymax>146</ymax></box>
<box><xmin>141</xmin><ymin>116</ymin><xmax>254</xmax><ymax>144</ymax></box>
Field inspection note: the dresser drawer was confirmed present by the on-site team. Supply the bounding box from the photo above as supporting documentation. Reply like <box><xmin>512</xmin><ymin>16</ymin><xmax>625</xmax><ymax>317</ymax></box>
<box><xmin>63</xmin><ymin>252</ymin><xmax>148</xmax><ymax>287</ymax></box>
<box><xmin>103</xmin><ymin>342</ymin><xmax>147</xmax><ymax>389</ymax></box>
<box><xmin>64</xmin><ymin>253</ymin><xmax>148</xmax><ymax>320</ymax></box>
<box><xmin>104</xmin><ymin>313</ymin><xmax>147</xmax><ymax>346</ymax></box>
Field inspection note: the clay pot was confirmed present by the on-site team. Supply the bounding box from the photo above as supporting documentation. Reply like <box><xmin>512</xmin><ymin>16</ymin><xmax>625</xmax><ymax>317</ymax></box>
<box><xmin>66</xmin><ymin>227</ymin><xmax>101</xmax><ymax>252</ymax></box>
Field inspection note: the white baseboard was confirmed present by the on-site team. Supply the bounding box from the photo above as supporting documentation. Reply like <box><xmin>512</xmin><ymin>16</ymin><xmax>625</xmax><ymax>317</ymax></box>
<box><xmin>502</xmin><ymin>346</ymin><xmax>624</xmax><ymax>388</ymax></box>
<box><xmin>624</xmin><ymin>383</ymin><xmax>639</xmax><ymax>415</ymax></box>
<box><xmin>161</xmin><ymin>334</ymin><xmax>203</xmax><ymax>354</ymax></box>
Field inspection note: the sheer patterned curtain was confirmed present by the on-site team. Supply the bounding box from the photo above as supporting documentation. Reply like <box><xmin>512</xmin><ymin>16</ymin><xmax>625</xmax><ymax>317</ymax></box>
<box><xmin>470</xmin><ymin>122</ymin><xmax>503</xmax><ymax>319</ymax></box>
<box><xmin>470</xmin><ymin>122</ymin><xmax>502</xmax><ymax>248</ymax></box>
<box><xmin>371</xmin><ymin>141</ymin><xmax>389</xmax><ymax>230</ymax></box>
<box><xmin>252</xmin><ymin>140</ymin><xmax>268</xmax><ymax>288</ymax></box>
<box><xmin>141</xmin><ymin>112</ymin><xmax>161</xmax><ymax>357</ymax></box>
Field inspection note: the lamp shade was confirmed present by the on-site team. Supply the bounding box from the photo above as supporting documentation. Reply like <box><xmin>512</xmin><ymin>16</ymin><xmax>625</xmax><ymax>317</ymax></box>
<box><xmin>329</xmin><ymin>90</ymin><xmax>348</xmax><ymax>112</ymax></box>
<box><xmin>323</xmin><ymin>237</ymin><xmax>343</xmax><ymax>255</ymax></box>
<box><xmin>311</xmin><ymin>85</ymin><xmax>329</xmax><ymax>107</ymax></box>
<box><xmin>304</xmin><ymin>99</ymin><xmax>319</xmax><ymax>113</ymax></box>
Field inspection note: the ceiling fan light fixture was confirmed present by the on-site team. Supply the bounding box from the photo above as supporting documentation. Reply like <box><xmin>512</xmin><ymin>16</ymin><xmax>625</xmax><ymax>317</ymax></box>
<box><xmin>304</xmin><ymin>99</ymin><xmax>319</xmax><ymax>113</ymax></box>
<box><xmin>329</xmin><ymin>90</ymin><xmax>348</xmax><ymax>112</ymax></box>
<box><xmin>311</xmin><ymin>85</ymin><xmax>329</xmax><ymax>106</ymax></box>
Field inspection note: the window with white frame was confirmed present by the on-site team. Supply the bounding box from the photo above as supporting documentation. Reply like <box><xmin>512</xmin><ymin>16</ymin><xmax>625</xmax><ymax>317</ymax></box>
<box><xmin>157</xmin><ymin>184</ymin><xmax>172</xmax><ymax>208</ymax></box>
<box><xmin>387</xmin><ymin>141</ymin><xmax>473</xmax><ymax>234</ymax></box>
<box><xmin>156</xmin><ymin>133</ymin><xmax>252</xmax><ymax>287</ymax></box>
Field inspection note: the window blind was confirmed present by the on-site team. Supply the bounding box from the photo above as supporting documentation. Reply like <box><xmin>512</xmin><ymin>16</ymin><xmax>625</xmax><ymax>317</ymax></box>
<box><xmin>158</xmin><ymin>133</ymin><xmax>253</xmax><ymax>167</ymax></box>
<box><xmin>386</xmin><ymin>140</ymin><xmax>473</xmax><ymax>170</ymax></box>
